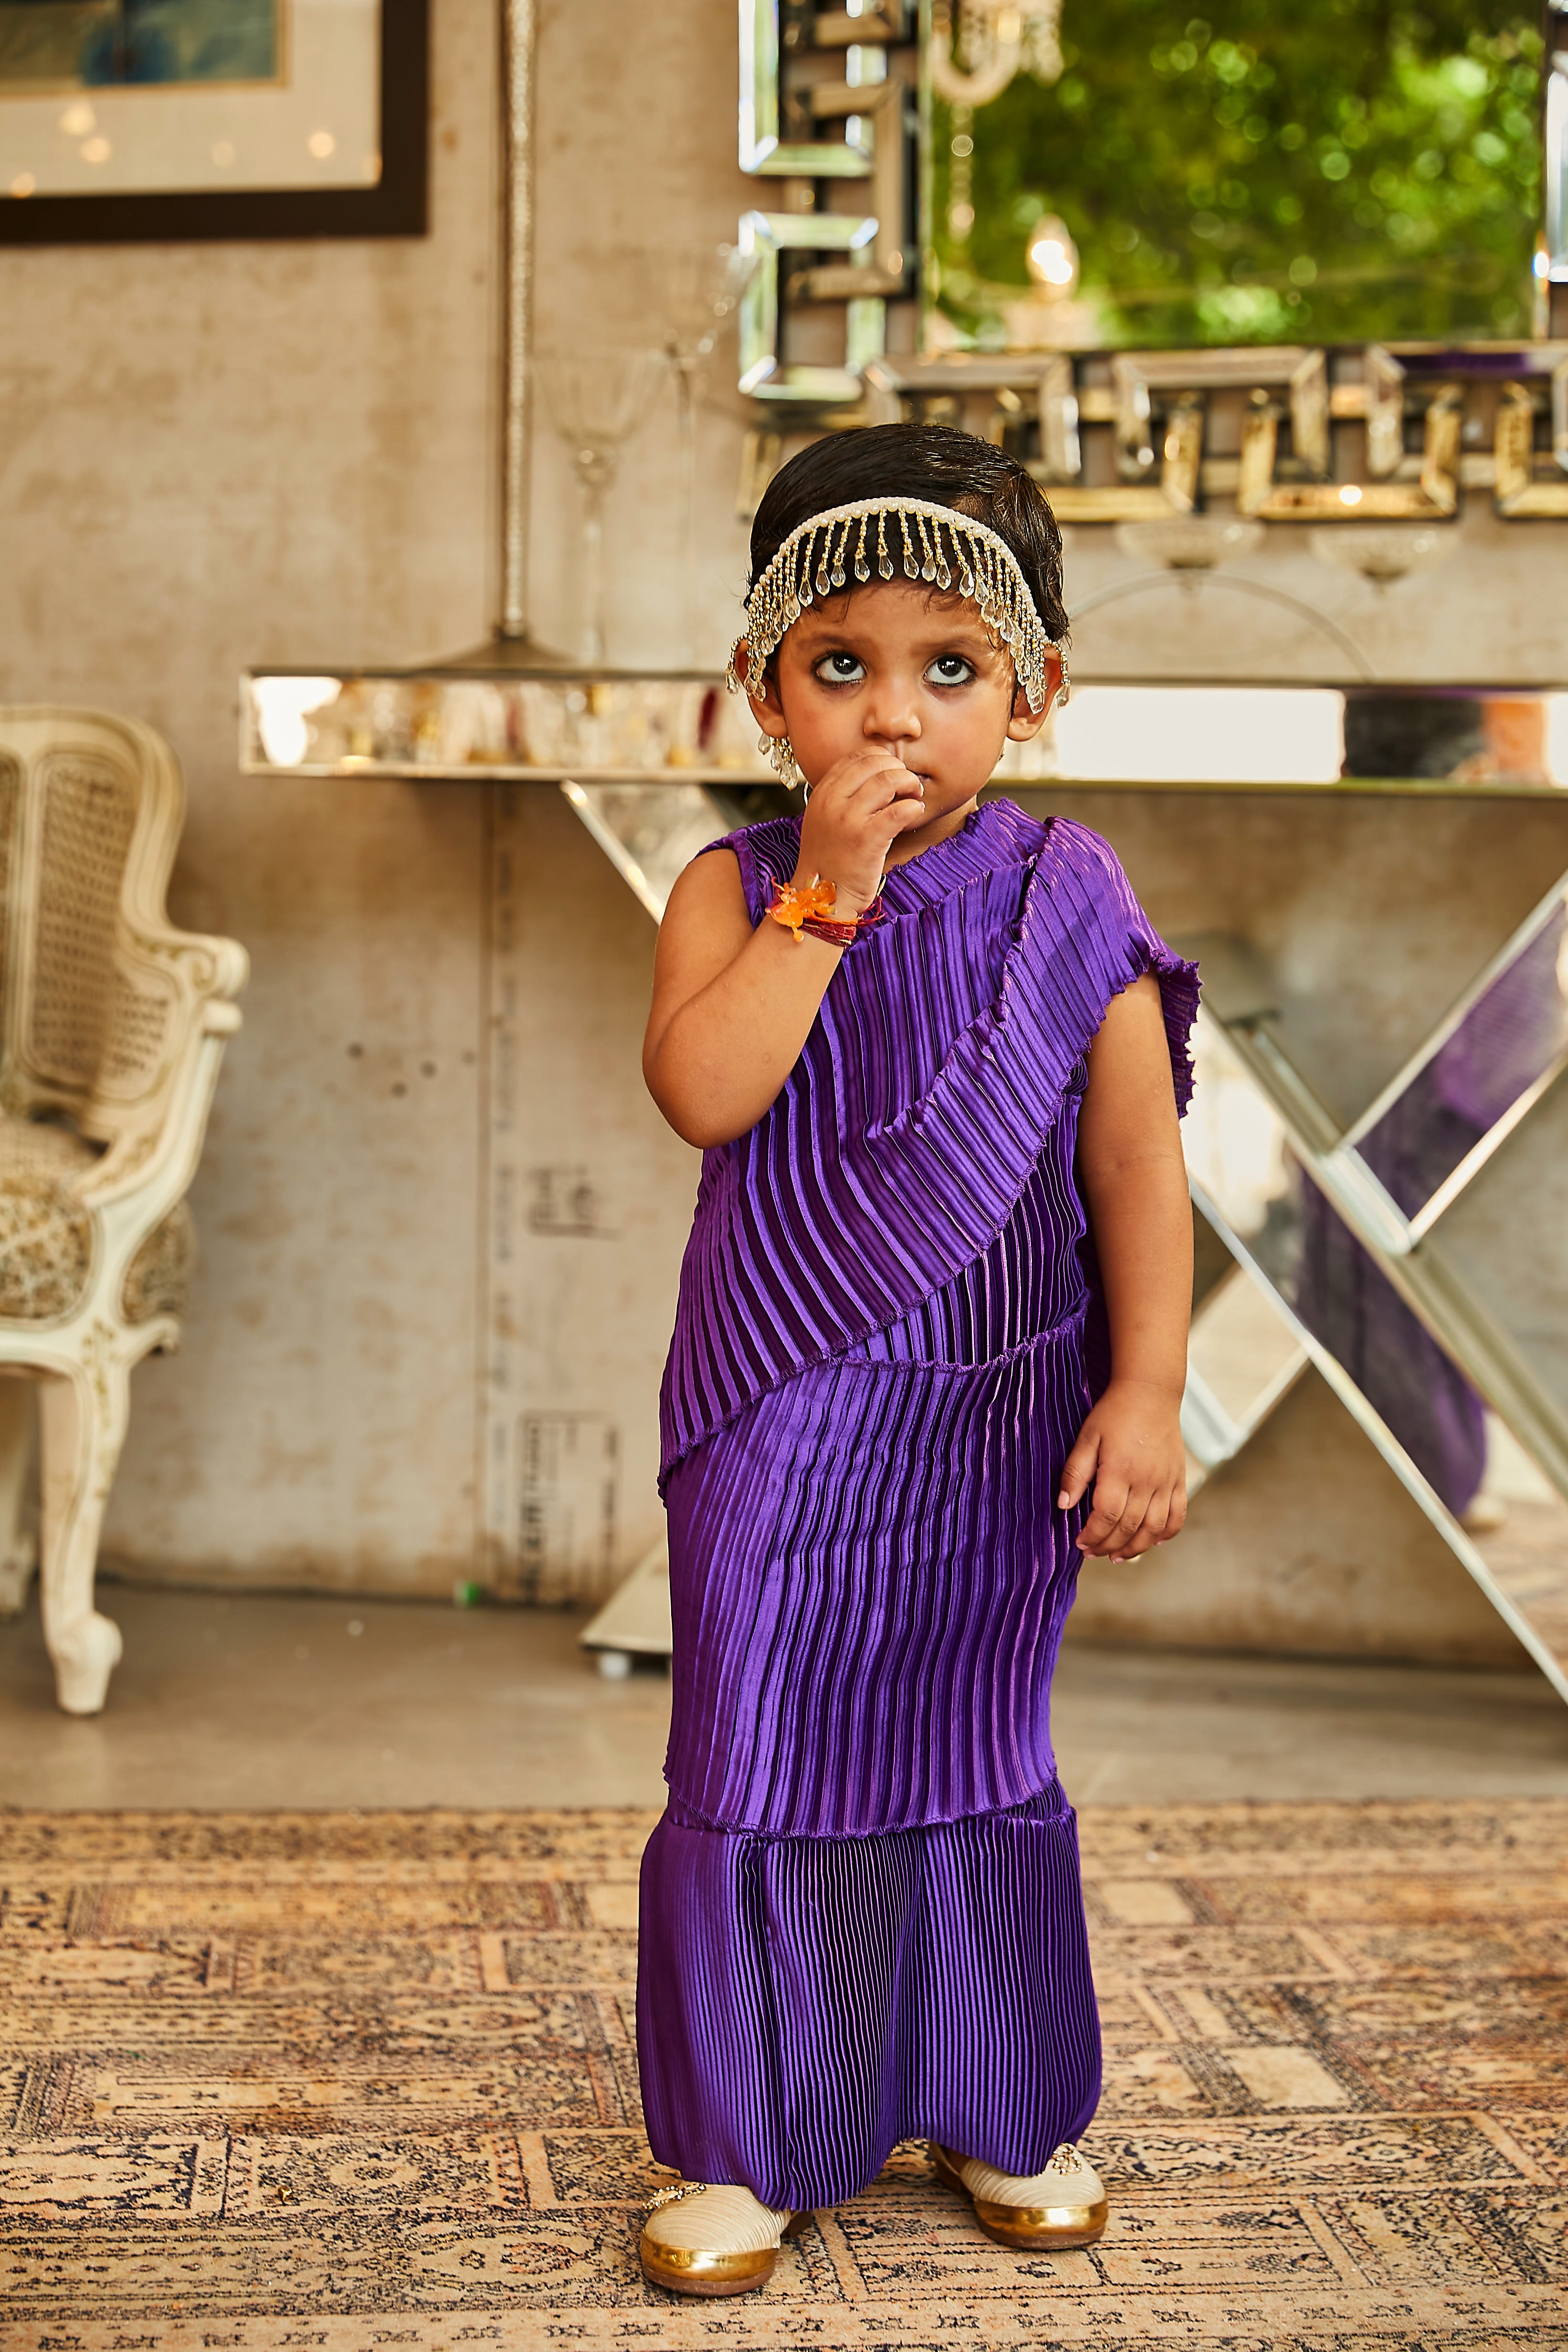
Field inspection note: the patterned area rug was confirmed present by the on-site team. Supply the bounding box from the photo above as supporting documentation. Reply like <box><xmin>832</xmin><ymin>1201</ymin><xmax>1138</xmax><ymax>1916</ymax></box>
<box><xmin>1</xmin><ymin>1801</ymin><xmax>1566</xmax><ymax>2351</ymax></box>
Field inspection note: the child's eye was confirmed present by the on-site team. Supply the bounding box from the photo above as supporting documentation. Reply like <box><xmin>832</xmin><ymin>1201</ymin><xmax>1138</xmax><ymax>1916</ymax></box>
<box><xmin>926</xmin><ymin>654</ymin><xmax>975</xmax><ymax>686</ymax></box>
<box><xmin>813</xmin><ymin>651</ymin><xmax>866</xmax><ymax>684</ymax></box>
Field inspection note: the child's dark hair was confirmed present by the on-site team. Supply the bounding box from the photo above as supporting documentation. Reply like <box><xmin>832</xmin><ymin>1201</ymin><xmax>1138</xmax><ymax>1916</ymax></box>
<box><xmin>749</xmin><ymin>421</ymin><xmax>1069</xmax><ymax>645</ymax></box>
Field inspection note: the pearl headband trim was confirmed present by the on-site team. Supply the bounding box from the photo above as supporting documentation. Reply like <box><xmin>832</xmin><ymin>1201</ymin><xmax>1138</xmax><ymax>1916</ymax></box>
<box><xmin>726</xmin><ymin>495</ymin><xmax>1068</xmax><ymax>722</ymax></box>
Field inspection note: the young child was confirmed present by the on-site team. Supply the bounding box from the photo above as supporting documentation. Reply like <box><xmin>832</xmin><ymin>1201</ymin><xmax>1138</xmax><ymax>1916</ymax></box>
<box><xmin>636</xmin><ymin>421</ymin><xmax>1198</xmax><ymax>2297</ymax></box>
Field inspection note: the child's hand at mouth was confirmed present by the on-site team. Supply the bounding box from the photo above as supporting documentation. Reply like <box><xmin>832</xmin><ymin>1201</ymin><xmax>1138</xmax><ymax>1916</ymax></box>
<box><xmin>794</xmin><ymin>746</ymin><xmax>927</xmax><ymax>915</ymax></box>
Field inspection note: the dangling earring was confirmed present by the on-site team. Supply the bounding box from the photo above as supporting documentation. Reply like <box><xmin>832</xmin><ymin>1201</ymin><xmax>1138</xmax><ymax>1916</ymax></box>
<box><xmin>759</xmin><ymin>729</ymin><xmax>804</xmax><ymax>789</ymax></box>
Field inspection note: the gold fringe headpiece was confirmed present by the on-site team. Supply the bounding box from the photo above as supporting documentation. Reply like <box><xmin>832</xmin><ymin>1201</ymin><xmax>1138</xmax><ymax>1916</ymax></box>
<box><xmin>726</xmin><ymin>495</ymin><xmax>1068</xmax><ymax>718</ymax></box>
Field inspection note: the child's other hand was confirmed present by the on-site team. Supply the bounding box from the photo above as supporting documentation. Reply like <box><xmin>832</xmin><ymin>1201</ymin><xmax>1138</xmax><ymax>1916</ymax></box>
<box><xmin>1057</xmin><ymin>1380</ymin><xmax>1187</xmax><ymax>1561</ymax></box>
<box><xmin>796</xmin><ymin>746</ymin><xmax>926</xmax><ymax>914</ymax></box>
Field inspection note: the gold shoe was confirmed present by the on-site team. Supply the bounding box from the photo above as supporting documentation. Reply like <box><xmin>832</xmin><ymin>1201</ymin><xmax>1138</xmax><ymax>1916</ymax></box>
<box><xmin>932</xmin><ymin>2139</ymin><xmax>1108</xmax><ymax>2251</ymax></box>
<box><xmin>639</xmin><ymin>2181</ymin><xmax>798</xmax><ymax>2297</ymax></box>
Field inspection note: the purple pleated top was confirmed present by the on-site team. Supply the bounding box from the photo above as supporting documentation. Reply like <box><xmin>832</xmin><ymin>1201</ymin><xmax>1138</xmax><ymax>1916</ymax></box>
<box><xmin>662</xmin><ymin>800</ymin><xmax>1196</xmax><ymax>1482</ymax></box>
<box><xmin>656</xmin><ymin>800</ymin><xmax>1198</xmax><ymax>1843</ymax></box>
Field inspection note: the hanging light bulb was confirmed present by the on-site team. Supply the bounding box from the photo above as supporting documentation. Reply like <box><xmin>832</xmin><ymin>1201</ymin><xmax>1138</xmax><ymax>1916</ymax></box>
<box><xmin>1026</xmin><ymin>212</ymin><xmax>1079</xmax><ymax>298</ymax></box>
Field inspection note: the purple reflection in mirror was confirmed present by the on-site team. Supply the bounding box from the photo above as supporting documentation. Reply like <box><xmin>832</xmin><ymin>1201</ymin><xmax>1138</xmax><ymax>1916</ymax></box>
<box><xmin>1294</xmin><ymin>1173</ymin><xmax>1488</xmax><ymax>1517</ymax></box>
<box><xmin>1358</xmin><ymin>903</ymin><xmax>1568</xmax><ymax>1223</ymax></box>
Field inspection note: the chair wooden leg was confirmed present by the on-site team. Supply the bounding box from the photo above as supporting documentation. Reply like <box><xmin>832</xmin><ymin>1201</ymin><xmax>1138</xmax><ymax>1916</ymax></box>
<box><xmin>0</xmin><ymin>1377</ymin><xmax>37</xmax><ymax>1617</ymax></box>
<box><xmin>38</xmin><ymin>1359</ymin><xmax>127</xmax><ymax>1716</ymax></box>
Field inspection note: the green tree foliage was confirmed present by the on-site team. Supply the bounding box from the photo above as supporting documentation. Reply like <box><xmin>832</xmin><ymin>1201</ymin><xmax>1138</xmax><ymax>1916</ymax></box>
<box><xmin>933</xmin><ymin>0</ymin><xmax>1544</xmax><ymax>346</ymax></box>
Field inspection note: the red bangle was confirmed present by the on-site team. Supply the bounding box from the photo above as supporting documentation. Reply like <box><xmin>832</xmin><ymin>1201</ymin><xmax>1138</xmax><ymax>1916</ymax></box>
<box><xmin>801</xmin><ymin>898</ymin><xmax>884</xmax><ymax>946</ymax></box>
<box><xmin>766</xmin><ymin>874</ymin><xmax>884</xmax><ymax>947</ymax></box>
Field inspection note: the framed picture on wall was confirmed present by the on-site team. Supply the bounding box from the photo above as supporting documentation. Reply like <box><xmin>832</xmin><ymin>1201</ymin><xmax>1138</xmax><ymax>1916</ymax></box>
<box><xmin>0</xmin><ymin>0</ymin><xmax>427</xmax><ymax>242</ymax></box>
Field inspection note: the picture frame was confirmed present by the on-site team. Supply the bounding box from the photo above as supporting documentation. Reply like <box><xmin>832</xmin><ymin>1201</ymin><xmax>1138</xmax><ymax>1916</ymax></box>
<box><xmin>0</xmin><ymin>0</ymin><xmax>427</xmax><ymax>243</ymax></box>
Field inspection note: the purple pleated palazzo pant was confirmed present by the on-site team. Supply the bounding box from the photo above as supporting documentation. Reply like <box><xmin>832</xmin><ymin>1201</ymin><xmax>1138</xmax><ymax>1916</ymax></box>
<box><xmin>639</xmin><ymin>802</ymin><xmax>1199</xmax><ymax>2212</ymax></box>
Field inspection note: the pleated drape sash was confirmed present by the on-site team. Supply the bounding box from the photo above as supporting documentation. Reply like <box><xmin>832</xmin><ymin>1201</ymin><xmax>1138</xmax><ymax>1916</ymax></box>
<box><xmin>660</xmin><ymin>802</ymin><xmax>1199</xmax><ymax>1487</ymax></box>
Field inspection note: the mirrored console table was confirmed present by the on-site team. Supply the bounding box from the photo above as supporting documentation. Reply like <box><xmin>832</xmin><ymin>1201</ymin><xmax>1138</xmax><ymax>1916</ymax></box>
<box><xmin>244</xmin><ymin>664</ymin><xmax>1568</xmax><ymax>1702</ymax></box>
<box><xmin>245</xmin><ymin>666</ymin><xmax>1568</xmax><ymax>792</ymax></box>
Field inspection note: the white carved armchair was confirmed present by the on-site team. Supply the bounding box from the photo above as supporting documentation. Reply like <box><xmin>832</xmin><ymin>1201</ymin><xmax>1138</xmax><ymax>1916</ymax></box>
<box><xmin>0</xmin><ymin>709</ymin><xmax>247</xmax><ymax>1713</ymax></box>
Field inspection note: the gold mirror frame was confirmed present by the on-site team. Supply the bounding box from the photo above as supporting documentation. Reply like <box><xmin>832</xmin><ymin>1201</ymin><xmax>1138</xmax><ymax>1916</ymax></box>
<box><xmin>739</xmin><ymin>209</ymin><xmax>887</xmax><ymax>404</ymax></box>
<box><xmin>1495</xmin><ymin>357</ymin><xmax>1568</xmax><ymax>512</ymax></box>
<box><xmin>738</xmin><ymin>0</ymin><xmax>1568</xmax><ymax>522</ymax></box>
<box><xmin>737</xmin><ymin>0</ymin><xmax>916</xmax><ymax>395</ymax></box>
<box><xmin>860</xmin><ymin>343</ymin><xmax>1568</xmax><ymax>523</ymax></box>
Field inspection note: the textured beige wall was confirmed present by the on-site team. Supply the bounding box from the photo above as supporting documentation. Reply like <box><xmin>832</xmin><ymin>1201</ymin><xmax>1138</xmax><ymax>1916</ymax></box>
<box><xmin>0</xmin><ymin>0</ymin><xmax>755</xmax><ymax>1598</ymax></box>
<box><xmin>527</xmin><ymin>2</ymin><xmax>755</xmax><ymax>672</ymax></box>
<box><xmin>480</xmin><ymin>788</ymin><xmax>700</xmax><ymax>1597</ymax></box>
<box><xmin>0</xmin><ymin>0</ymin><xmax>1563</xmax><ymax>1670</ymax></box>
<box><xmin>0</xmin><ymin>0</ymin><xmax>499</xmax><ymax>1592</ymax></box>
<box><xmin>1060</xmin><ymin>498</ymin><xmax>1568</xmax><ymax>688</ymax></box>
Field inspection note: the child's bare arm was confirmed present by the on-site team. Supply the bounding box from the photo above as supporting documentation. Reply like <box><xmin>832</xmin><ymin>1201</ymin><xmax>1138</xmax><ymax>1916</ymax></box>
<box><xmin>644</xmin><ymin>748</ymin><xmax>924</xmax><ymax>1148</ymax></box>
<box><xmin>1059</xmin><ymin>975</ymin><xmax>1192</xmax><ymax>1561</ymax></box>
<box><xmin>643</xmin><ymin>852</ymin><xmax>845</xmax><ymax>1148</ymax></box>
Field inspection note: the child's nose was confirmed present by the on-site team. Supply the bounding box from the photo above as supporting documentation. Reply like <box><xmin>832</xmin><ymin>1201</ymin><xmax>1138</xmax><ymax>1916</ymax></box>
<box><xmin>862</xmin><ymin>684</ymin><xmax>921</xmax><ymax>747</ymax></box>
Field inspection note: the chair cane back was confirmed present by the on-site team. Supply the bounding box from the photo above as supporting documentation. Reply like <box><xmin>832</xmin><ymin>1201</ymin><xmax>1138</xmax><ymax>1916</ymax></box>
<box><xmin>0</xmin><ymin>709</ymin><xmax>246</xmax><ymax>1712</ymax></box>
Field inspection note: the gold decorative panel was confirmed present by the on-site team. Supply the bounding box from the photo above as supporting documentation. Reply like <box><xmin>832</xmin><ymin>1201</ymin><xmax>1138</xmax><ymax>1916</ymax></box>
<box><xmin>862</xmin><ymin>342</ymin><xmax>1568</xmax><ymax>525</ymax></box>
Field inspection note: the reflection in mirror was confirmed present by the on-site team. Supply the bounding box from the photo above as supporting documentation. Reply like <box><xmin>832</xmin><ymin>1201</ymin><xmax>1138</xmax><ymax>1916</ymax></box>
<box><xmin>1185</xmin><ymin>1014</ymin><xmax>1568</xmax><ymax>1699</ymax></box>
<box><xmin>561</xmin><ymin>783</ymin><xmax>736</xmax><ymax>920</ymax></box>
<box><xmin>1347</xmin><ymin>882</ymin><xmax>1568</xmax><ymax>1233</ymax></box>
<box><xmin>243</xmin><ymin>673</ymin><xmax>1568</xmax><ymax>789</ymax></box>
<box><xmin>244</xmin><ymin>672</ymin><xmax>770</xmax><ymax>780</ymax></box>
<box><xmin>927</xmin><ymin>4</ymin><xmax>1547</xmax><ymax>352</ymax></box>
<box><xmin>1341</xmin><ymin>691</ymin><xmax>1568</xmax><ymax>787</ymax></box>
<box><xmin>560</xmin><ymin>778</ymin><xmax>802</xmax><ymax>926</ymax></box>
<box><xmin>1180</xmin><ymin>1261</ymin><xmax>1307</xmax><ymax>1493</ymax></box>
<box><xmin>1047</xmin><ymin>686</ymin><xmax>1344</xmax><ymax>784</ymax></box>
<box><xmin>1022</xmin><ymin>686</ymin><xmax>1568</xmax><ymax>792</ymax></box>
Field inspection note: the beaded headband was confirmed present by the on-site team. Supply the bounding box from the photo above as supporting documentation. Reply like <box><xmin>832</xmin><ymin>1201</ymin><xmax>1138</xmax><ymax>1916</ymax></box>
<box><xmin>726</xmin><ymin>495</ymin><xmax>1068</xmax><ymax>723</ymax></box>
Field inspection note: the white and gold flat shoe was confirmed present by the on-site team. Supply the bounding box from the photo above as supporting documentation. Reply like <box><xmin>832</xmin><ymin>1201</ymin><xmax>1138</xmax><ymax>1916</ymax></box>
<box><xmin>932</xmin><ymin>2139</ymin><xmax>1108</xmax><ymax>2251</ymax></box>
<box><xmin>639</xmin><ymin>2181</ymin><xmax>798</xmax><ymax>2296</ymax></box>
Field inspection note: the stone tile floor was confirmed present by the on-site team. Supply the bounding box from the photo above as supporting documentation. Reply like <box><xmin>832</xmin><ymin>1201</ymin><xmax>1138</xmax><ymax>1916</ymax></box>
<box><xmin>0</xmin><ymin>1582</ymin><xmax>1565</xmax><ymax>1811</ymax></box>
